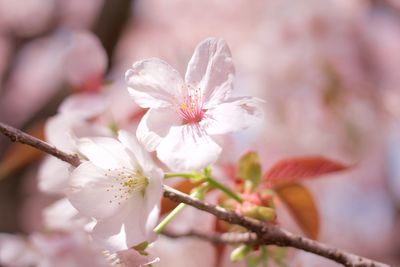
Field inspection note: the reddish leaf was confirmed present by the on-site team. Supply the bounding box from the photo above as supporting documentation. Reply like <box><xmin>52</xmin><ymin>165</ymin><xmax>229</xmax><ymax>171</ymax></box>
<box><xmin>276</xmin><ymin>183</ymin><xmax>319</xmax><ymax>239</ymax></box>
<box><xmin>0</xmin><ymin>121</ymin><xmax>45</xmax><ymax>179</ymax></box>
<box><xmin>263</xmin><ymin>156</ymin><xmax>348</xmax><ymax>187</ymax></box>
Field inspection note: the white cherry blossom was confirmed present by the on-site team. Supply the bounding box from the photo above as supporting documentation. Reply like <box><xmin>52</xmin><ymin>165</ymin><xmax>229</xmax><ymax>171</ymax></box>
<box><xmin>126</xmin><ymin>37</ymin><xmax>263</xmax><ymax>171</ymax></box>
<box><xmin>67</xmin><ymin>130</ymin><xmax>163</xmax><ymax>252</ymax></box>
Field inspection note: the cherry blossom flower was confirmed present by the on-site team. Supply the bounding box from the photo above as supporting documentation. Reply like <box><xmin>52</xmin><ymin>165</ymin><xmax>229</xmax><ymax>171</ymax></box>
<box><xmin>126</xmin><ymin>37</ymin><xmax>263</xmax><ymax>171</ymax></box>
<box><xmin>67</xmin><ymin>130</ymin><xmax>163</xmax><ymax>251</ymax></box>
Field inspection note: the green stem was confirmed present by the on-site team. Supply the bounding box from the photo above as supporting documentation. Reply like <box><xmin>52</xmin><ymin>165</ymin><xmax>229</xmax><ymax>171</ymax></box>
<box><xmin>153</xmin><ymin>202</ymin><xmax>187</xmax><ymax>234</ymax></box>
<box><xmin>164</xmin><ymin>173</ymin><xmax>195</xmax><ymax>179</ymax></box>
<box><xmin>206</xmin><ymin>177</ymin><xmax>243</xmax><ymax>203</ymax></box>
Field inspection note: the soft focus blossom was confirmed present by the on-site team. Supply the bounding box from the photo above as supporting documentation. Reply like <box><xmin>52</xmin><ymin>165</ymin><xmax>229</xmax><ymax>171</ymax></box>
<box><xmin>0</xmin><ymin>232</ymin><xmax>110</xmax><ymax>267</ymax></box>
<box><xmin>126</xmin><ymin>37</ymin><xmax>263</xmax><ymax>171</ymax></box>
<box><xmin>67</xmin><ymin>131</ymin><xmax>163</xmax><ymax>251</ymax></box>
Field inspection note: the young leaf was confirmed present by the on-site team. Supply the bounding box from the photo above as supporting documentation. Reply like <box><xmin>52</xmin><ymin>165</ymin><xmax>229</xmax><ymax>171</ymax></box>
<box><xmin>238</xmin><ymin>151</ymin><xmax>262</xmax><ymax>188</ymax></box>
<box><xmin>263</xmin><ymin>156</ymin><xmax>348</xmax><ymax>187</ymax></box>
<box><xmin>276</xmin><ymin>183</ymin><xmax>319</xmax><ymax>239</ymax></box>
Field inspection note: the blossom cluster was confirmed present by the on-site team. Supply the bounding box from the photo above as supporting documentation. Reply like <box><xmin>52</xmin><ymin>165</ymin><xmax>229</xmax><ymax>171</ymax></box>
<box><xmin>0</xmin><ymin>37</ymin><xmax>263</xmax><ymax>266</ymax></box>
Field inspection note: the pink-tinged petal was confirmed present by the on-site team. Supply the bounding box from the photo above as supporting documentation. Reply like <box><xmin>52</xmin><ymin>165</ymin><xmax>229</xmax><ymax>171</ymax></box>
<box><xmin>157</xmin><ymin>124</ymin><xmax>222</xmax><ymax>171</ymax></box>
<box><xmin>59</xmin><ymin>92</ymin><xmax>108</xmax><ymax>119</ymax></box>
<box><xmin>77</xmin><ymin>137</ymin><xmax>131</xmax><ymax>170</ymax></box>
<box><xmin>38</xmin><ymin>156</ymin><xmax>71</xmax><ymax>194</ymax></box>
<box><xmin>125</xmin><ymin>58</ymin><xmax>184</xmax><ymax>108</ymax></box>
<box><xmin>68</xmin><ymin>162</ymin><xmax>127</xmax><ymax>220</ymax></box>
<box><xmin>92</xmin><ymin>194</ymin><xmax>149</xmax><ymax>252</ymax></box>
<box><xmin>185</xmin><ymin>38</ymin><xmax>235</xmax><ymax>108</ymax></box>
<box><xmin>136</xmin><ymin>108</ymin><xmax>181</xmax><ymax>152</ymax></box>
<box><xmin>202</xmin><ymin>97</ymin><xmax>264</xmax><ymax>135</ymax></box>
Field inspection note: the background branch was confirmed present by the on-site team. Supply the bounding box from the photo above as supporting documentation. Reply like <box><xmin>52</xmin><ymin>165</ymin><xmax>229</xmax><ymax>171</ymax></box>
<box><xmin>0</xmin><ymin>122</ymin><xmax>391</xmax><ymax>267</ymax></box>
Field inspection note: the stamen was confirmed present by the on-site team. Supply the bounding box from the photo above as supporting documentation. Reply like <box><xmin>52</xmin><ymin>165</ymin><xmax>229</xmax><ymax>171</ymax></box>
<box><xmin>177</xmin><ymin>85</ymin><xmax>205</xmax><ymax>124</ymax></box>
<box><xmin>106</xmin><ymin>169</ymin><xmax>149</xmax><ymax>205</ymax></box>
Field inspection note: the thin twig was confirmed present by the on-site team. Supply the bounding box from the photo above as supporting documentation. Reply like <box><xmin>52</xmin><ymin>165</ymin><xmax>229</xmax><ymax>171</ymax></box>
<box><xmin>162</xmin><ymin>230</ymin><xmax>259</xmax><ymax>244</ymax></box>
<box><xmin>0</xmin><ymin>122</ymin><xmax>391</xmax><ymax>267</ymax></box>
<box><xmin>0</xmin><ymin>122</ymin><xmax>80</xmax><ymax>167</ymax></box>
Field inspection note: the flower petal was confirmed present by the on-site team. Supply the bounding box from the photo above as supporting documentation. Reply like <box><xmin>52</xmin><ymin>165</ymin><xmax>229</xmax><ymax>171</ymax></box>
<box><xmin>118</xmin><ymin>130</ymin><xmax>164</xmax><ymax>178</ymax></box>
<box><xmin>67</xmin><ymin>162</ymin><xmax>127</xmax><ymax>219</ymax></box>
<box><xmin>77</xmin><ymin>137</ymin><xmax>131</xmax><ymax>170</ymax></box>
<box><xmin>142</xmin><ymin>169</ymin><xmax>163</xmax><ymax>236</ymax></box>
<box><xmin>125</xmin><ymin>58</ymin><xmax>184</xmax><ymax>108</ymax></box>
<box><xmin>185</xmin><ymin>38</ymin><xmax>235</xmax><ymax>108</ymax></box>
<box><xmin>157</xmin><ymin>124</ymin><xmax>222</xmax><ymax>171</ymax></box>
<box><xmin>92</xmin><ymin>194</ymin><xmax>150</xmax><ymax>252</ymax></box>
<box><xmin>136</xmin><ymin>108</ymin><xmax>181</xmax><ymax>152</ymax></box>
<box><xmin>38</xmin><ymin>156</ymin><xmax>71</xmax><ymax>194</ymax></box>
<box><xmin>202</xmin><ymin>97</ymin><xmax>264</xmax><ymax>135</ymax></box>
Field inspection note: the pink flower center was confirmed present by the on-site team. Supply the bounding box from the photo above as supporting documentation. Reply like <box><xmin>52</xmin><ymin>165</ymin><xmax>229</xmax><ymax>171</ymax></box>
<box><xmin>177</xmin><ymin>86</ymin><xmax>205</xmax><ymax>124</ymax></box>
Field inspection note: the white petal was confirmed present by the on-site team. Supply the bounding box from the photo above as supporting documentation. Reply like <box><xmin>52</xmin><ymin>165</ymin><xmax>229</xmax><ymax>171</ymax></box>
<box><xmin>136</xmin><ymin>108</ymin><xmax>181</xmax><ymax>152</ymax></box>
<box><xmin>118</xmin><ymin>130</ymin><xmax>164</xmax><ymax>177</ymax></box>
<box><xmin>92</xmin><ymin>194</ymin><xmax>149</xmax><ymax>252</ymax></box>
<box><xmin>185</xmin><ymin>38</ymin><xmax>235</xmax><ymax>108</ymax></box>
<box><xmin>77</xmin><ymin>137</ymin><xmax>131</xmax><ymax>170</ymax></box>
<box><xmin>157</xmin><ymin>124</ymin><xmax>222</xmax><ymax>171</ymax></box>
<box><xmin>125</xmin><ymin>58</ymin><xmax>184</xmax><ymax>108</ymax></box>
<box><xmin>142</xmin><ymin>169</ymin><xmax>163</xmax><ymax>236</ymax></box>
<box><xmin>67</xmin><ymin>162</ymin><xmax>127</xmax><ymax>219</ymax></box>
<box><xmin>38</xmin><ymin>156</ymin><xmax>71</xmax><ymax>194</ymax></box>
<box><xmin>202</xmin><ymin>97</ymin><xmax>264</xmax><ymax>135</ymax></box>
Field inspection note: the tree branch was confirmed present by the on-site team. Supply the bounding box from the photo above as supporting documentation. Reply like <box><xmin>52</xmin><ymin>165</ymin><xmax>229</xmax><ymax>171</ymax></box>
<box><xmin>0</xmin><ymin>122</ymin><xmax>80</xmax><ymax>167</ymax></box>
<box><xmin>162</xmin><ymin>230</ymin><xmax>259</xmax><ymax>245</ymax></box>
<box><xmin>0</xmin><ymin>122</ymin><xmax>391</xmax><ymax>267</ymax></box>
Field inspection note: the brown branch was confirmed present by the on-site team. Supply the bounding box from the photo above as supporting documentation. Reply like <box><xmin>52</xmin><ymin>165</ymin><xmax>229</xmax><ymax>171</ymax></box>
<box><xmin>162</xmin><ymin>230</ymin><xmax>259</xmax><ymax>245</ymax></box>
<box><xmin>163</xmin><ymin>186</ymin><xmax>389</xmax><ymax>267</ymax></box>
<box><xmin>0</xmin><ymin>122</ymin><xmax>80</xmax><ymax>167</ymax></box>
<box><xmin>0</xmin><ymin>122</ymin><xmax>391</xmax><ymax>267</ymax></box>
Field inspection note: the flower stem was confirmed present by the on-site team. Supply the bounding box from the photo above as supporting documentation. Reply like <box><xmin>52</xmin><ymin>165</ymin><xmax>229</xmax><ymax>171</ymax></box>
<box><xmin>153</xmin><ymin>202</ymin><xmax>187</xmax><ymax>234</ymax></box>
<box><xmin>164</xmin><ymin>173</ymin><xmax>198</xmax><ymax>179</ymax></box>
<box><xmin>206</xmin><ymin>177</ymin><xmax>243</xmax><ymax>203</ymax></box>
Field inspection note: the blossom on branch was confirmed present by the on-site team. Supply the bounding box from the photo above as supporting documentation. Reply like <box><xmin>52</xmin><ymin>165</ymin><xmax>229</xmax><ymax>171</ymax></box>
<box><xmin>126</xmin><ymin>37</ymin><xmax>264</xmax><ymax>171</ymax></box>
<box><xmin>67</xmin><ymin>131</ymin><xmax>163</xmax><ymax>251</ymax></box>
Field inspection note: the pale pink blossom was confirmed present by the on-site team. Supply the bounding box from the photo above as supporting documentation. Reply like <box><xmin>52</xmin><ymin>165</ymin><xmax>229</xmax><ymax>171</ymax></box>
<box><xmin>63</xmin><ymin>31</ymin><xmax>107</xmax><ymax>90</ymax></box>
<box><xmin>126</xmin><ymin>38</ymin><xmax>263</xmax><ymax>171</ymax></box>
<box><xmin>67</xmin><ymin>131</ymin><xmax>163</xmax><ymax>251</ymax></box>
<box><xmin>0</xmin><ymin>232</ymin><xmax>110</xmax><ymax>267</ymax></box>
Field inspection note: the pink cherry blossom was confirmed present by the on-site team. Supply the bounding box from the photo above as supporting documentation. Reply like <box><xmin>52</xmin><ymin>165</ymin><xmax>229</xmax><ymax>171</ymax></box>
<box><xmin>126</xmin><ymin>37</ymin><xmax>263</xmax><ymax>171</ymax></box>
<box><xmin>67</xmin><ymin>131</ymin><xmax>163</xmax><ymax>252</ymax></box>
